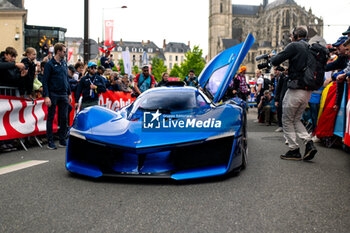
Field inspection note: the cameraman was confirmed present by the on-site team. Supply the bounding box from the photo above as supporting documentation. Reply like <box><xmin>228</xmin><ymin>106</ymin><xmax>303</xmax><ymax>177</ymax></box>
<box><xmin>100</xmin><ymin>52</ymin><xmax>115</xmax><ymax>69</ymax></box>
<box><xmin>185</xmin><ymin>69</ymin><xmax>198</xmax><ymax>87</ymax></box>
<box><xmin>270</xmin><ymin>26</ymin><xmax>317</xmax><ymax>161</ymax></box>
<box><xmin>258</xmin><ymin>90</ymin><xmax>277</xmax><ymax>126</ymax></box>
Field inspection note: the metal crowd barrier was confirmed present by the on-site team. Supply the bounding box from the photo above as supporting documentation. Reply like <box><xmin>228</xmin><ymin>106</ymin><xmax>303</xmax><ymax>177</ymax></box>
<box><xmin>0</xmin><ymin>86</ymin><xmax>42</xmax><ymax>151</ymax></box>
<box><xmin>0</xmin><ymin>85</ymin><xmax>20</xmax><ymax>97</ymax></box>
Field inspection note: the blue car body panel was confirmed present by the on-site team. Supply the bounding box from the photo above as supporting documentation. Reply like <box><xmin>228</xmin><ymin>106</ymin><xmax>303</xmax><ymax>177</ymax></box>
<box><xmin>66</xmin><ymin>34</ymin><xmax>254</xmax><ymax>180</ymax></box>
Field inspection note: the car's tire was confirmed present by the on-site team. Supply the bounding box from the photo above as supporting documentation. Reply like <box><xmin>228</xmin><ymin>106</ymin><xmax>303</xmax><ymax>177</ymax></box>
<box><xmin>241</xmin><ymin>137</ymin><xmax>247</xmax><ymax>170</ymax></box>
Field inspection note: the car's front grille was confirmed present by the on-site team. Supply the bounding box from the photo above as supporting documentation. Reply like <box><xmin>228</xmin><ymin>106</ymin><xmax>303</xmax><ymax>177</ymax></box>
<box><xmin>67</xmin><ymin>135</ymin><xmax>235</xmax><ymax>176</ymax></box>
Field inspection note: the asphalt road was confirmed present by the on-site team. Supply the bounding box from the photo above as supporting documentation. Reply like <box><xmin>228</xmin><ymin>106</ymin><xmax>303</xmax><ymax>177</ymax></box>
<box><xmin>1</xmin><ymin>109</ymin><xmax>350</xmax><ymax>233</ymax></box>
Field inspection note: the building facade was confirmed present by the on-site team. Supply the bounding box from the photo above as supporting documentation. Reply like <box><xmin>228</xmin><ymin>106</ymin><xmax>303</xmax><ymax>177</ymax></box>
<box><xmin>110</xmin><ymin>40</ymin><xmax>161</xmax><ymax>69</ymax></box>
<box><xmin>162</xmin><ymin>40</ymin><xmax>190</xmax><ymax>71</ymax></box>
<box><xmin>209</xmin><ymin>0</ymin><xmax>323</xmax><ymax>74</ymax></box>
<box><xmin>0</xmin><ymin>0</ymin><xmax>26</xmax><ymax>58</ymax></box>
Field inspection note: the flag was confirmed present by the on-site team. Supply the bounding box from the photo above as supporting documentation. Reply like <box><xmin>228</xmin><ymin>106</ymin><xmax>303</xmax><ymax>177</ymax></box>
<box><xmin>122</xmin><ymin>50</ymin><xmax>131</xmax><ymax>76</ymax></box>
<box><xmin>142</xmin><ymin>51</ymin><xmax>148</xmax><ymax>65</ymax></box>
<box><xmin>334</xmin><ymin>82</ymin><xmax>347</xmax><ymax>137</ymax></box>
<box><xmin>67</xmin><ymin>47</ymin><xmax>74</xmax><ymax>62</ymax></box>
<box><xmin>104</xmin><ymin>20</ymin><xmax>114</xmax><ymax>46</ymax></box>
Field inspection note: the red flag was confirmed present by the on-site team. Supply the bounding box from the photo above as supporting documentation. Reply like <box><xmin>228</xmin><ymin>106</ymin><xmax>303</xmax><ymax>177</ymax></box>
<box><xmin>67</xmin><ymin>48</ymin><xmax>74</xmax><ymax>62</ymax></box>
<box><xmin>104</xmin><ymin>20</ymin><xmax>114</xmax><ymax>46</ymax></box>
<box><xmin>99</xmin><ymin>47</ymin><xmax>107</xmax><ymax>53</ymax></box>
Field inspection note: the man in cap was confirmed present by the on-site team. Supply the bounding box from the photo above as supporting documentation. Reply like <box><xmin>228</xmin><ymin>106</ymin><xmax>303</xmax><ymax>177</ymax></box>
<box><xmin>326</xmin><ymin>36</ymin><xmax>348</xmax><ymax>72</ymax></box>
<box><xmin>75</xmin><ymin>61</ymin><xmax>106</xmax><ymax>110</ymax></box>
<box><xmin>331</xmin><ymin>38</ymin><xmax>350</xmax><ymax>112</ymax></box>
<box><xmin>100</xmin><ymin>52</ymin><xmax>115</xmax><ymax>69</ymax></box>
<box><xmin>134</xmin><ymin>65</ymin><xmax>156</xmax><ymax>95</ymax></box>
<box><xmin>231</xmin><ymin>66</ymin><xmax>249</xmax><ymax>101</ymax></box>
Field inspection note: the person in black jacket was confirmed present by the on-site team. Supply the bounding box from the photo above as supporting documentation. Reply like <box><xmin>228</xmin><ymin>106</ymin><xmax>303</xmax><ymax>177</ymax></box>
<box><xmin>273</xmin><ymin>66</ymin><xmax>287</xmax><ymax>132</ymax></box>
<box><xmin>270</xmin><ymin>26</ymin><xmax>317</xmax><ymax>161</ymax></box>
<box><xmin>42</xmin><ymin>43</ymin><xmax>72</xmax><ymax>149</ymax></box>
<box><xmin>157</xmin><ymin>72</ymin><xmax>169</xmax><ymax>87</ymax></box>
<box><xmin>325</xmin><ymin>37</ymin><xmax>349</xmax><ymax>112</ymax></box>
<box><xmin>0</xmin><ymin>47</ymin><xmax>26</xmax><ymax>89</ymax></box>
<box><xmin>0</xmin><ymin>47</ymin><xmax>26</xmax><ymax>152</ymax></box>
<box><xmin>75</xmin><ymin>61</ymin><xmax>106</xmax><ymax>110</ymax></box>
<box><xmin>21</xmin><ymin>47</ymin><xmax>37</xmax><ymax>98</ymax></box>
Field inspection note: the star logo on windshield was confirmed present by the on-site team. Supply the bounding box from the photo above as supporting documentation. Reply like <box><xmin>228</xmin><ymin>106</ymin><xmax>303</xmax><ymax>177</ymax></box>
<box><xmin>150</xmin><ymin>109</ymin><xmax>162</xmax><ymax>122</ymax></box>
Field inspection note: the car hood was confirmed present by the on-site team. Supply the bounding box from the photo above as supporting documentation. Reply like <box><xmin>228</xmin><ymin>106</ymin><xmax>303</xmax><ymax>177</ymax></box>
<box><xmin>72</xmin><ymin>105</ymin><xmax>243</xmax><ymax>149</ymax></box>
<box><xmin>198</xmin><ymin>33</ymin><xmax>255</xmax><ymax>103</ymax></box>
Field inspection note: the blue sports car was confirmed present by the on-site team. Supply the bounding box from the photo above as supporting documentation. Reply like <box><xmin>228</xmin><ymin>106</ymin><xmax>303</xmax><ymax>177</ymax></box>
<box><xmin>66</xmin><ymin>34</ymin><xmax>255</xmax><ymax>180</ymax></box>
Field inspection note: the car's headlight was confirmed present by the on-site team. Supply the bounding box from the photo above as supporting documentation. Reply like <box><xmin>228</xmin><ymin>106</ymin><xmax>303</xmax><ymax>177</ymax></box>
<box><xmin>205</xmin><ymin>131</ymin><xmax>235</xmax><ymax>141</ymax></box>
<box><xmin>69</xmin><ymin>130</ymin><xmax>86</xmax><ymax>140</ymax></box>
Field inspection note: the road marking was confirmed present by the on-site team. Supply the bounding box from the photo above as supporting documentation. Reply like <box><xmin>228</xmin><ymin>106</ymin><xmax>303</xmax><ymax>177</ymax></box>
<box><xmin>0</xmin><ymin>160</ymin><xmax>48</xmax><ymax>175</ymax></box>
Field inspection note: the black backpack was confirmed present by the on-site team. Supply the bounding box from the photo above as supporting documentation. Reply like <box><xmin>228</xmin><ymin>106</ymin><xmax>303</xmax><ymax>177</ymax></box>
<box><xmin>300</xmin><ymin>42</ymin><xmax>329</xmax><ymax>90</ymax></box>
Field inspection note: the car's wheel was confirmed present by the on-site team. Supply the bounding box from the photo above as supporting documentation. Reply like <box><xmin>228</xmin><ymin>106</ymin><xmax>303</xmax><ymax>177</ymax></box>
<box><xmin>241</xmin><ymin>136</ymin><xmax>247</xmax><ymax>170</ymax></box>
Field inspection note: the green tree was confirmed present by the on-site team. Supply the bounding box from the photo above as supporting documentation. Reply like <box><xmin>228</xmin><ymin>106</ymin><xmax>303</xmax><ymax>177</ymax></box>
<box><xmin>151</xmin><ymin>57</ymin><xmax>167</xmax><ymax>82</ymax></box>
<box><xmin>169</xmin><ymin>63</ymin><xmax>182</xmax><ymax>78</ymax></box>
<box><xmin>180</xmin><ymin>45</ymin><xmax>206</xmax><ymax>80</ymax></box>
<box><xmin>132</xmin><ymin>65</ymin><xmax>140</xmax><ymax>75</ymax></box>
<box><xmin>117</xmin><ymin>59</ymin><xmax>125</xmax><ymax>74</ymax></box>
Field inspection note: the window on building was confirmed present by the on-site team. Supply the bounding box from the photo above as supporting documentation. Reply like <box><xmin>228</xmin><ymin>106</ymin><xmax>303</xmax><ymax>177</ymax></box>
<box><xmin>169</xmin><ymin>55</ymin><xmax>172</xmax><ymax>61</ymax></box>
<box><xmin>126</xmin><ymin>47</ymin><xmax>129</xmax><ymax>51</ymax></box>
<box><xmin>139</xmin><ymin>48</ymin><xmax>143</xmax><ymax>52</ymax></box>
<box><xmin>117</xmin><ymin>47</ymin><xmax>122</xmax><ymax>52</ymax></box>
<box><xmin>139</xmin><ymin>55</ymin><xmax>142</xmax><ymax>61</ymax></box>
<box><xmin>133</xmin><ymin>55</ymin><xmax>136</xmax><ymax>60</ymax></box>
<box><xmin>149</xmin><ymin>55</ymin><xmax>152</xmax><ymax>61</ymax></box>
<box><xmin>220</xmin><ymin>3</ymin><xmax>223</xmax><ymax>13</ymax></box>
<box><xmin>132</xmin><ymin>48</ymin><xmax>137</xmax><ymax>52</ymax></box>
<box><xmin>169</xmin><ymin>63</ymin><xmax>173</xmax><ymax>69</ymax></box>
<box><xmin>181</xmin><ymin>56</ymin><xmax>184</xmax><ymax>62</ymax></box>
<box><xmin>175</xmin><ymin>56</ymin><xmax>178</xmax><ymax>61</ymax></box>
<box><xmin>285</xmin><ymin>10</ymin><xmax>290</xmax><ymax>26</ymax></box>
<box><xmin>148</xmin><ymin>48</ymin><xmax>153</xmax><ymax>53</ymax></box>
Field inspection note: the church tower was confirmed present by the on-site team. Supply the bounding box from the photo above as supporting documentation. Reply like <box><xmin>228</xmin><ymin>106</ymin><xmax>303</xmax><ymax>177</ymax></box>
<box><xmin>209</xmin><ymin>0</ymin><xmax>232</xmax><ymax>59</ymax></box>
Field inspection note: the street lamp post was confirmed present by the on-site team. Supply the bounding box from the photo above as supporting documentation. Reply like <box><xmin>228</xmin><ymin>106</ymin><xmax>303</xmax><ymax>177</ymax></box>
<box><xmin>84</xmin><ymin>0</ymin><xmax>89</xmax><ymax>64</ymax></box>
<box><xmin>102</xmin><ymin>5</ymin><xmax>127</xmax><ymax>46</ymax></box>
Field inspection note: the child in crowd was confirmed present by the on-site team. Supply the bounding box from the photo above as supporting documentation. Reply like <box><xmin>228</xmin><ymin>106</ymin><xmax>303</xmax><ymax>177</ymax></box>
<box><xmin>21</xmin><ymin>47</ymin><xmax>37</xmax><ymax>98</ymax></box>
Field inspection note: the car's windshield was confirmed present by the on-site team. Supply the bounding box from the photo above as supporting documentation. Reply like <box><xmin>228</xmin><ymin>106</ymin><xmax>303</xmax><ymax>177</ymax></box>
<box><xmin>128</xmin><ymin>90</ymin><xmax>209</xmax><ymax>116</ymax></box>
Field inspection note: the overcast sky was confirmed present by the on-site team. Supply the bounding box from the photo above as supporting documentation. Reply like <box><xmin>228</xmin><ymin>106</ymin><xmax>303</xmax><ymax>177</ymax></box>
<box><xmin>24</xmin><ymin>0</ymin><xmax>349</xmax><ymax>56</ymax></box>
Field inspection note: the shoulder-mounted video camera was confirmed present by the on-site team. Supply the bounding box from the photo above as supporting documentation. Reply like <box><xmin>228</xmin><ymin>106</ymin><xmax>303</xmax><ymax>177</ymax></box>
<box><xmin>255</xmin><ymin>54</ymin><xmax>271</xmax><ymax>73</ymax></box>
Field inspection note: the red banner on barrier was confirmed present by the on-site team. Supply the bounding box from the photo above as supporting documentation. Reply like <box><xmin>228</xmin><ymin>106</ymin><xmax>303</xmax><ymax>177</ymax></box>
<box><xmin>98</xmin><ymin>90</ymin><xmax>136</xmax><ymax>111</ymax></box>
<box><xmin>0</xmin><ymin>96</ymin><xmax>58</xmax><ymax>140</ymax></box>
<box><xmin>0</xmin><ymin>91</ymin><xmax>135</xmax><ymax>141</ymax></box>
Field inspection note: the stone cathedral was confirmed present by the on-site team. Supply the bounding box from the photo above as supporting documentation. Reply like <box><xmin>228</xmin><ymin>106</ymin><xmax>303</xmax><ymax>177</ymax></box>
<box><xmin>209</xmin><ymin>0</ymin><xmax>323</xmax><ymax>74</ymax></box>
